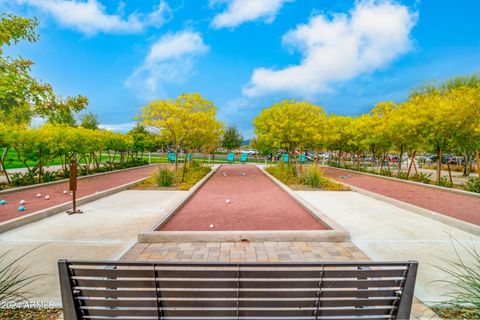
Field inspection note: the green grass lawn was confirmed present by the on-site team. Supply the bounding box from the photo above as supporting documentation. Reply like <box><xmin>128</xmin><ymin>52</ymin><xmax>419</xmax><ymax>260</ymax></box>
<box><xmin>0</xmin><ymin>149</ymin><xmax>266</xmax><ymax>170</ymax></box>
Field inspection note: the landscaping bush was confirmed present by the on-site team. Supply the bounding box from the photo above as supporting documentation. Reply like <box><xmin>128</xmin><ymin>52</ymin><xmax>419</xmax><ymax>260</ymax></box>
<box><xmin>10</xmin><ymin>172</ymin><xmax>36</xmax><ymax>187</ymax></box>
<box><xmin>395</xmin><ymin>171</ymin><xmax>409</xmax><ymax>180</ymax></box>
<box><xmin>465</xmin><ymin>178</ymin><xmax>480</xmax><ymax>193</ymax></box>
<box><xmin>437</xmin><ymin>176</ymin><xmax>453</xmax><ymax>188</ymax></box>
<box><xmin>379</xmin><ymin>169</ymin><xmax>393</xmax><ymax>177</ymax></box>
<box><xmin>0</xmin><ymin>250</ymin><xmax>40</xmax><ymax>305</ymax></box>
<box><xmin>267</xmin><ymin>164</ymin><xmax>345</xmax><ymax>191</ymax></box>
<box><xmin>139</xmin><ymin>162</ymin><xmax>211</xmax><ymax>190</ymax></box>
<box><xmin>410</xmin><ymin>172</ymin><xmax>432</xmax><ymax>184</ymax></box>
<box><xmin>178</xmin><ymin>162</ymin><xmax>211</xmax><ymax>190</ymax></box>
<box><xmin>265</xmin><ymin>163</ymin><xmax>297</xmax><ymax>185</ymax></box>
<box><xmin>299</xmin><ymin>165</ymin><xmax>322</xmax><ymax>188</ymax></box>
<box><xmin>433</xmin><ymin>239</ymin><xmax>480</xmax><ymax>319</ymax></box>
<box><xmin>155</xmin><ymin>167</ymin><xmax>175</xmax><ymax>187</ymax></box>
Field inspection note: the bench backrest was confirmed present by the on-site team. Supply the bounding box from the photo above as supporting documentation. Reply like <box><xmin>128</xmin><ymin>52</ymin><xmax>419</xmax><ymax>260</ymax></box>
<box><xmin>168</xmin><ymin>152</ymin><xmax>175</xmax><ymax>161</ymax></box>
<box><xmin>227</xmin><ymin>153</ymin><xmax>235</xmax><ymax>161</ymax></box>
<box><xmin>59</xmin><ymin>260</ymin><xmax>417</xmax><ymax>320</ymax></box>
<box><xmin>240</xmin><ymin>153</ymin><xmax>248</xmax><ymax>161</ymax></box>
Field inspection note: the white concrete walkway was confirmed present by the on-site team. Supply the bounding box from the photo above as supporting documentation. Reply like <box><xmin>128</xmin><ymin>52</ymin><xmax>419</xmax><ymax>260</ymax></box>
<box><xmin>297</xmin><ymin>190</ymin><xmax>480</xmax><ymax>305</ymax></box>
<box><xmin>0</xmin><ymin>190</ymin><xmax>186</xmax><ymax>306</ymax></box>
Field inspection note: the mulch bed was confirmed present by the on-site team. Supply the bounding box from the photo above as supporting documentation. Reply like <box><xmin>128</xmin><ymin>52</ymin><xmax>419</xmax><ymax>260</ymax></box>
<box><xmin>0</xmin><ymin>308</ymin><xmax>62</xmax><ymax>320</ymax></box>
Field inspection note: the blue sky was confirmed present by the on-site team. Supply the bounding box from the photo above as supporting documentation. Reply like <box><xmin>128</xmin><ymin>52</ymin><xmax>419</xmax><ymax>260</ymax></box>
<box><xmin>2</xmin><ymin>0</ymin><xmax>480</xmax><ymax>137</ymax></box>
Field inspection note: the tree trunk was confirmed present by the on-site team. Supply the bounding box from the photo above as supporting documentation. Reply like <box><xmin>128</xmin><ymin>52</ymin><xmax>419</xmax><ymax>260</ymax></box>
<box><xmin>437</xmin><ymin>147</ymin><xmax>442</xmax><ymax>182</ymax></box>
<box><xmin>0</xmin><ymin>147</ymin><xmax>10</xmax><ymax>184</ymax></box>
<box><xmin>476</xmin><ymin>149</ymin><xmax>480</xmax><ymax>176</ymax></box>
<box><xmin>407</xmin><ymin>150</ymin><xmax>416</xmax><ymax>177</ymax></box>
<box><xmin>447</xmin><ymin>161</ymin><xmax>453</xmax><ymax>184</ymax></box>
<box><xmin>398</xmin><ymin>145</ymin><xmax>404</xmax><ymax>173</ymax></box>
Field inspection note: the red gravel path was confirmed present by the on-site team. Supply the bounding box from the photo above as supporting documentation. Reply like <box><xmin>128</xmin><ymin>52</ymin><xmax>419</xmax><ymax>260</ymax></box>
<box><xmin>160</xmin><ymin>165</ymin><xmax>327</xmax><ymax>231</ymax></box>
<box><xmin>323</xmin><ymin>167</ymin><xmax>480</xmax><ymax>226</ymax></box>
<box><xmin>0</xmin><ymin>165</ymin><xmax>157</xmax><ymax>223</ymax></box>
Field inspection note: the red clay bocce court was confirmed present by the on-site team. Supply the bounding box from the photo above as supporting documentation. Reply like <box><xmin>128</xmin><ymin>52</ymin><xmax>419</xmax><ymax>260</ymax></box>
<box><xmin>159</xmin><ymin>165</ymin><xmax>328</xmax><ymax>231</ymax></box>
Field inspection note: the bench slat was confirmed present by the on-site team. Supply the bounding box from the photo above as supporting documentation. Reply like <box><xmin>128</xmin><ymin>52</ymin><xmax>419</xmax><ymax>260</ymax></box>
<box><xmin>71</xmin><ymin>268</ymin><xmax>406</xmax><ymax>279</ymax></box>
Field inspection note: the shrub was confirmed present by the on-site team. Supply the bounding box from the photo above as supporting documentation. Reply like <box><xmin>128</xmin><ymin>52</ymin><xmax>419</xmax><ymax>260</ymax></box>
<box><xmin>410</xmin><ymin>172</ymin><xmax>432</xmax><ymax>184</ymax></box>
<box><xmin>437</xmin><ymin>176</ymin><xmax>453</xmax><ymax>188</ymax></box>
<box><xmin>179</xmin><ymin>162</ymin><xmax>211</xmax><ymax>190</ymax></box>
<box><xmin>379</xmin><ymin>169</ymin><xmax>393</xmax><ymax>177</ymax></box>
<box><xmin>465</xmin><ymin>178</ymin><xmax>480</xmax><ymax>193</ymax></box>
<box><xmin>434</xmin><ymin>239</ymin><xmax>480</xmax><ymax>319</ymax></box>
<box><xmin>155</xmin><ymin>167</ymin><xmax>175</xmax><ymax>187</ymax></box>
<box><xmin>10</xmin><ymin>172</ymin><xmax>36</xmax><ymax>187</ymax></box>
<box><xmin>41</xmin><ymin>171</ymin><xmax>56</xmax><ymax>182</ymax></box>
<box><xmin>0</xmin><ymin>250</ymin><xmax>40</xmax><ymax>305</ymax></box>
<box><xmin>265</xmin><ymin>163</ymin><xmax>297</xmax><ymax>185</ymax></box>
<box><xmin>395</xmin><ymin>171</ymin><xmax>409</xmax><ymax>180</ymax></box>
<box><xmin>299</xmin><ymin>166</ymin><xmax>322</xmax><ymax>188</ymax></box>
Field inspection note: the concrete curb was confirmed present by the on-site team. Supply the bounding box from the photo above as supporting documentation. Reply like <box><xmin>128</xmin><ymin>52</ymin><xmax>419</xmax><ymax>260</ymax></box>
<box><xmin>332</xmin><ymin>179</ymin><xmax>480</xmax><ymax>236</ymax></box>
<box><xmin>0</xmin><ymin>177</ymin><xmax>150</xmax><ymax>234</ymax></box>
<box><xmin>139</xmin><ymin>230</ymin><xmax>349</xmax><ymax>242</ymax></box>
<box><xmin>0</xmin><ymin>163</ymin><xmax>159</xmax><ymax>195</ymax></box>
<box><xmin>322</xmin><ymin>165</ymin><xmax>480</xmax><ymax>199</ymax></box>
<box><xmin>139</xmin><ymin>164</ymin><xmax>350</xmax><ymax>243</ymax></box>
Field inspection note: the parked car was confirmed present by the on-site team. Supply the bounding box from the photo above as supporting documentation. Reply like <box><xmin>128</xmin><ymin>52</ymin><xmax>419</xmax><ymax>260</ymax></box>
<box><xmin>244</xmin><ymin>149</ymin><xmax>258</xmax><ymax>156</ymax></box>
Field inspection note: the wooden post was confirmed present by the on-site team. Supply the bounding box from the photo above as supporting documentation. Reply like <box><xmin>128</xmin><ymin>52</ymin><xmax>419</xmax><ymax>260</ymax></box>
<box><xmin>67</xmin><ymin>159</ymin><xmax>83</xmax><ymax>215</ymax></box>
<box><xmin>476</xmin><ymin>150</ymin><xmax>480</xmax><ymax>176</ymax></box>
<box><xmin>407</xmin><ymin>150</ymin><xmax>416</xmax><ymax>177</ymax></box>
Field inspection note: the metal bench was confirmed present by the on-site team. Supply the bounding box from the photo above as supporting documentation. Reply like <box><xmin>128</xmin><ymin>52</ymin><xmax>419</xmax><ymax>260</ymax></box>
<box><xmin>58</xmin><ymin>260</ymin><xmax>418</xmax><ymax>320</ymax></box>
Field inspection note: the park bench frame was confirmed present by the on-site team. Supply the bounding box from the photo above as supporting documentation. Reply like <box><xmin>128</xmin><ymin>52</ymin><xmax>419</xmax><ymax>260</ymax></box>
<box><xmin>59</xmin><ymin>260</ymin><xmax>417</xmax><ymax>320</ymax></box>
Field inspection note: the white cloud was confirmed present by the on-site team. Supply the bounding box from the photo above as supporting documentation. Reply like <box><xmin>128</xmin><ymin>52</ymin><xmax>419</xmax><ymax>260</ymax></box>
<box><xmin>15</xmin><ymin>0</ymin><xmax>172</xmax><ymax>35</ymax></box>
<box><xmin>125</xmin><ymin>30</ymin><xmax>208</xmax><ymax>98</ymax></box>
<box><xmin>99</xmin><ymin>122</ymin><xmax>136</xmax><ymax>132</ymax></box>
<box><xmin>243</xmin><ymin>0</ymin><xmax>417</xmax><ymax>97</ymax></box>
<box><xmin>210</xmin><ymin>0</ymin><xmax>292</xmax><ymax>29</ymax></box>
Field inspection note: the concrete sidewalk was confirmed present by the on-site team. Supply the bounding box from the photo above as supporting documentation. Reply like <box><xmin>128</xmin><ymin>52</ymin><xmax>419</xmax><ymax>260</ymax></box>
<box><xmin>297</xmin><ymin>190</ymin><xmax>480</xmax><ymax>305</ymax></box>
<box><xmin>0</xmin><ymin>190</ymin><xmax>186</xmax><ymax>306</ymax></box>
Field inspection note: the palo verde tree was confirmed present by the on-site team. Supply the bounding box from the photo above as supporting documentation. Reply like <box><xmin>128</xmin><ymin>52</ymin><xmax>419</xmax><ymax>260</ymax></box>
<box><xmin>221</xmin><ymin>126</ymin><xmax>243</xmax><ymax>152</ymax></box>
<box><xmin>139</xmin><ymin>93</ymin><xmax>222</xmax><ymax>170</ymax></box>
<box><xmin>441</xmin><ymin>74</ymin><xmax>480</xmax><ymax>176</ymax></box>
<box><xmin>324</xmin><ymin>115</ymin><xmax>352</xmax><ymax>166</ymax></box>
<box><xmin>253</xmin><ymin>100</ymin><xmax>326</xmax><ymax>169</ymax></box>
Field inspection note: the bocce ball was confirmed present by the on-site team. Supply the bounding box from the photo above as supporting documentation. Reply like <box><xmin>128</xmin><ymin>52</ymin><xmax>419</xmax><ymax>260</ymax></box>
<box><xmin>36</xmin><ymin>193</ymin><xmax>42</xmax><ymax>198</ymax></box>
<box><xmin>19</xmin><ymin>200</ymin><xmax>26</xmax><ymax>205</ymax></box>
<box><xmin>18</xmin><ymin>206</ymin><xmax>25</xmax><ymax>212</ymax></box>
<box><xmin>44</xmin><ymin>195</ymin><xmax>50</xmax><ymax>200</ymax></box>
<box><xmin>0</xmin><ymin>200</ymin><xmax>6</xmax><ymax>205</ymax></box>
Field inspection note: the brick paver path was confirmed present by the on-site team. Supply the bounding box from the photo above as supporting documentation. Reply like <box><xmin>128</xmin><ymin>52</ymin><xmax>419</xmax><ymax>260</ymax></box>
<box><xmin>0</xmin><ymin>165</ymin><xmax>157</xmax><ymax>223</ymax></box>
<box><xmin>122</xmin><ymin>241</ymin><xmax>367</xmax><ymax>262</ymax></box>
<box><xmin>323</xmin><ymin>166</ymin><xmax>480</xmax><ymax>226</ymax></box>
<box><xmin>122</xmin><ymin>241</ymin><xmax>438</xmax><ymax>319</ymax></box>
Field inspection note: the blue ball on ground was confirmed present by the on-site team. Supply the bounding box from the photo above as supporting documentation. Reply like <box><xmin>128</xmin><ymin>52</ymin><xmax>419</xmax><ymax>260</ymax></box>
<box><xmin>0</xmin><ymin>200</ymin><xmax>6</xmax><ymax>205</ymax></box>
<box><xmin>18</xmin><ymin>206</ymin><xmax>26</xmax><ymax>212</ymax></box>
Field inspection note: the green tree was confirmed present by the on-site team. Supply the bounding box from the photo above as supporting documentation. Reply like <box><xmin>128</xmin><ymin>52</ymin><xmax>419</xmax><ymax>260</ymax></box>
<box><xmin>253</xmin><ymin>100</ymin><xmax>326</xmax><ymax>168</ymax></box>
<box><xmin>221</xmin><ymin>126</ymin><xmax>243</xmax><ymax>151</ymax></box>
<box><xmin>139</xmin><ymin>93</ymin><xmax>221</xmax><ymax>170</ymax></box>
<box><xmin>80</xmin><ymin>112</ymin><xmax>99</xmax><ymax>130</ymax></box>
<box><xmin>44</xmin><ymin>95</ymin><xmax>88</xmax><ymax>126</ymax></box>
